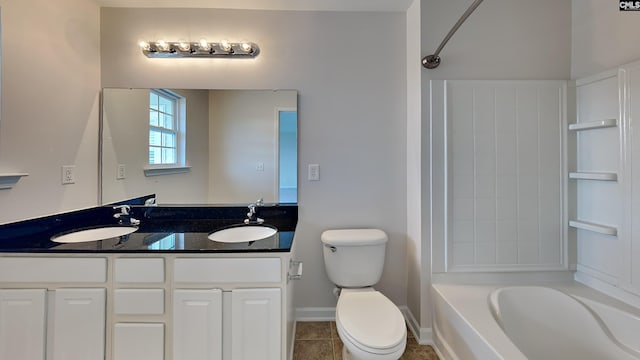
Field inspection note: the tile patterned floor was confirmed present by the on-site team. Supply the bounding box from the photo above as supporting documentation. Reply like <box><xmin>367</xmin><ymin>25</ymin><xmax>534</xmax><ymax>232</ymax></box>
<box><xmin>293</xmin><ymin>321</ymin><xmax>439</xmax><ymax>360</ymax></box>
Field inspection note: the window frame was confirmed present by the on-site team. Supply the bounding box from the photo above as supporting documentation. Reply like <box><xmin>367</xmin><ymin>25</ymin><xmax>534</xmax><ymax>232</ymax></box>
<box><xmin>144</xmin><ymin>89</ymin><xmax>189</xmax><ymax>176</ymax></box>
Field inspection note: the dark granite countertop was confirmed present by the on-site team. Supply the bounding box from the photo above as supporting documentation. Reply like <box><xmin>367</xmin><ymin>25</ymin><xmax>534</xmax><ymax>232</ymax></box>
<box><xmin>0</xmin><ymin>204</ymin><xmax>297</xmax><ymax>253</ymax></box>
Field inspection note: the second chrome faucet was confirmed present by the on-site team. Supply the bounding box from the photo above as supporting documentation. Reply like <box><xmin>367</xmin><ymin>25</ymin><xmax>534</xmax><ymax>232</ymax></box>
<box><xmin>113</xmin><ymin>205</ymin><xmax>141</xmax><ymax>226</ymax></box>
<box><xmin>245</xmin><ymin>198</ymin><xmax>265</xmax><ymax>224</ymax></box>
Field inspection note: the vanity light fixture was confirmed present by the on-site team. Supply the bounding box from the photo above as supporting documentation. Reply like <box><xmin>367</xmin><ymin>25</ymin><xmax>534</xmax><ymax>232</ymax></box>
<box><xmin>140</xmin><ymin>39</ymin><xmax>260</xmax><ymax>58</ymax></box>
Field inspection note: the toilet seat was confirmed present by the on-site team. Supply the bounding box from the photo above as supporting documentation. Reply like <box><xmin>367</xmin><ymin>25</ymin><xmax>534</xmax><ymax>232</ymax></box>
<box><xmin>336</xmin><ymin>289</ymin><xmax>406</xmax><ymax>357</ymax></box>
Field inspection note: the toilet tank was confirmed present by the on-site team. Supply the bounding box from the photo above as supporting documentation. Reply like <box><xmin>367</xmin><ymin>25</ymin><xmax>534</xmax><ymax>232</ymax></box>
<box><xmin>321</xmin><ymin>229</ymin><xmax>387</xmax><ymax>288</ymax></box>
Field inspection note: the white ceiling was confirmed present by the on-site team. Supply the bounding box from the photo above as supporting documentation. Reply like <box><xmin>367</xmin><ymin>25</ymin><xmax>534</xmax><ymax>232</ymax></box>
<box><xmin>94</xmin><ymin>0</ymin><xmax>413</xmax><ymax>12</ymax></box>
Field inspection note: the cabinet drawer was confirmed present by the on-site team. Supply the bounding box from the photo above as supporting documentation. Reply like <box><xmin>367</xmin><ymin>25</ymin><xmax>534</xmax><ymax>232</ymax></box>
<box><xmin>174</xmin><ymin>258</ymin><xmax>281</xmax><ymax>283</ymax></box>
<box><xmin>115</xmin><ymin>258</ymin><xmax>164</xmax><ymax>283</ymax></box>
<box><xmin>113</xmin><ymin>323</ymin><xmax>164</xmax><ymax>360</ymax></box>
<box><xmin>114</xmin><ymin>289</ymin><xmax>165</xmax><ymax>315</ymax></box>
<box><xmin>0</xmin><ymin>257</ymin><xmax>107</xmax><ymax>283</ymax></box>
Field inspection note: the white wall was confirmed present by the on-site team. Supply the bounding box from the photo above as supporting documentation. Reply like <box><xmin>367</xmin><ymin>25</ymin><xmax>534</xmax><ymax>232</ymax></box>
<box><xmin>421</xmin><ymin>0</ymin><xmax>571</xmax><ymax>81</ymax></box>
<box><xmin>572</xmin><ymin>0</ymin><xmax>640</xmax><ymax>79</ymax></box>
<box><xmin>0</xmin><ymin>0</ymin><xmax>101</xmax><ymax>224</ymax></box>
<box><xmin>101</xmin><ymin>8</ymin><xmax>408</xmax><ymax>308</ymax></box>
<box><xmin>405</xmin><ymin>0</ymin><xmax>427</xmax><ymax>334</ymax></box>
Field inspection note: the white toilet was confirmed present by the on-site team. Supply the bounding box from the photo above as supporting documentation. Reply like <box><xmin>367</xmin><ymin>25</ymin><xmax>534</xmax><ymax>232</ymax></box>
<box><xmin>321</xmin><ymin>229</ymin><xmax>407</xmax><ymax>360</ymax></box>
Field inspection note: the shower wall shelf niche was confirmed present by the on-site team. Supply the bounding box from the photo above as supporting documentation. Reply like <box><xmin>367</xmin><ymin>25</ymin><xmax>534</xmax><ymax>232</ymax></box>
<box><xmin>568</xmin><ymin>118</ymin><xmax>617</xmax><ymax>131</ymax></box>
<box><xmin>0</xmin><ymin>173</ymin><xmax>29</xmax><ymax>189</ymax></box>
<box><xmin>569</xmin><ymin>172</ymin><xmax>618</xmax><ymax>181</ymax></box>
<box><xmin>569</xmin><ymin>220</ymin><xmax>618</xmax><ymax>236</ymax></box>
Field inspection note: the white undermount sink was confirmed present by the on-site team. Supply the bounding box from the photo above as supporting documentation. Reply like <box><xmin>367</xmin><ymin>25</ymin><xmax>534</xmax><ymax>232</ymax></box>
<box><xmin>208</xmin><ymin>225</ymin><xmax>277</xmax><ymax>243</ymax></box>
<box><xmin>50</xmin><ymin>226</ymin><xmax>139</xmax><ymax>243</ymax></box>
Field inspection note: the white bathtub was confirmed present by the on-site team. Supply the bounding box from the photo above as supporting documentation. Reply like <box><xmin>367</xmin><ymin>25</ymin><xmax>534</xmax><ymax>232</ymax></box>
<box><xmin>432</xmin><ymin>283</ymin><xmax>640</xmax><ymax>360</ymax></box>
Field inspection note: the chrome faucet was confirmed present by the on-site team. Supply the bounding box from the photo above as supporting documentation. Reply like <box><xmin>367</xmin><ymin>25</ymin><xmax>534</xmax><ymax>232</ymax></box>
<box><xmin>245</xmin><ymin>198</ymin><xmax>265</xmax><ymax>224</ymax></box>
<box><xmin>113</xmin><ymin>205</ymin><xmax>141</xmax><ymax>226</ymax></box>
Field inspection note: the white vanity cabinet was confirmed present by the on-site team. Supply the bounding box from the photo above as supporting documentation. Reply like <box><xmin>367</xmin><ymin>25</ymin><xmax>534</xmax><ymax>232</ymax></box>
<box><xmin>49</xmin><ymin>288</ymin><xmax>106</xmax><ymax>360</ymax></box>
<box><xmin>0</xmin><ymin>257</ymin><xmax>108</xmax><ymax>360</ymax></box>
<box><xmin>0</xmin><ymin>289</ymin><xmax>46</xmax><ymax>360</ymax></box>
<box><xmin>0</xmin><ymin>251</ymin><xmax>297</xmax><ymax>360</ymax></box>
<box><xmin>0</xmin><ymin>288</ymin><xmax>105</xmax><ymax>360</ymax></box>
<box><xmin>113</xmin><ymin>323</ymin><xmax>165</xmax><ymax>360</ymax></box>
<box><xmin>173</xmin><ymin>289</ymin><xmax>223</xmax><ymax>360</ymax></box>
<box><xmin>112</xmin><ymin>257</ymin><xmax>166</xmax><ymax>360</ymax></box>
<box><xmin>230</xmin><ymin>288</ymin><xmax>281</xmax><ymax>360</ymax></box>
<box><xmin>173</xmin><ymin>257</ymin><xmax>284</xmax><ymax>360</ymax></box>
<box><xmin>172</xmin><ymin>287</ymin><xmax>281</xmax><ymax>360</ymax></box>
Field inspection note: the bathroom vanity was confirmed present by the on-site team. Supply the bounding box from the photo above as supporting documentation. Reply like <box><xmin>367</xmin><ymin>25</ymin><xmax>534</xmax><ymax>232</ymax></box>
<box><xmin>0</xmin><ymin>204</ymin><xmax>299</xmax><ymax>360</ymax></box>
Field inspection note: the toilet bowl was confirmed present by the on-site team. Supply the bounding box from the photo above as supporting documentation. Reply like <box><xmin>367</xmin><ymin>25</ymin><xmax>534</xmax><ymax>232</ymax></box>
<box><xmin>336</xmin><ymin>288</ymin><xmax>406</xmax><ymax>360</ymax></box>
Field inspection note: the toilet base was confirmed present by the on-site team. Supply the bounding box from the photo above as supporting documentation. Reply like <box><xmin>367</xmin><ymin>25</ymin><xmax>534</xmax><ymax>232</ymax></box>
<box><xmin>340</xmin><ymin>339</ymin><xmax>405</xmax><ymax>360</ymax></box>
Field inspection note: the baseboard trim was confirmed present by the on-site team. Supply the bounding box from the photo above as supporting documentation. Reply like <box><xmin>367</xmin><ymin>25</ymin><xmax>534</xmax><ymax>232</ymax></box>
<box><xmin>296</xmin><ymin>306</ymin><xmax>435</xmax><ymax>346</ymax></box>
<box><xmin>288</xmin><ymin>321</ymin><xmax>296</xmax><ymax>360</ymax></box>
<box><xmin>295</xmin><ymin>307</ymin><xmax>336</xmax><ymax>321</ymax></box>
<box><xmin>400</xmin><ymin>305</ymin><xmax>434</xmax><ymax>345</ymax></box>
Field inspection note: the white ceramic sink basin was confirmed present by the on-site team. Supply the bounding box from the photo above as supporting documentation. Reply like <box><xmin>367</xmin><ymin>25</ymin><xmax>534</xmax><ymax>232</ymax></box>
<box><xmin>51</xmin><ymin>226</ymin><xmax>139</xmax><ymax>243</ymax></box>
<box><xmin>208</xmin><ymin>225</ymin><xmax>277</xmax><ymax>243</ymax></box>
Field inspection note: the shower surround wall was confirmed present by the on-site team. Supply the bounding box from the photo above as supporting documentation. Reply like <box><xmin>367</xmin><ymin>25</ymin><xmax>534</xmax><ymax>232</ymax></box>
<box><xmin>571</xmin><ymin>61</ymin><xmax>640</xmax><ymax>307</ymax></box>
<box><xmin>431</xmin><ymin>80</ymin><xmax>567</xmax><ymax>272</ymax></box>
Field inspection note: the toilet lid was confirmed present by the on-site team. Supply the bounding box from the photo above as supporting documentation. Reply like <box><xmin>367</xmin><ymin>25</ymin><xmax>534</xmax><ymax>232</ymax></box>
<box><xmin>336</xmin><ymin>291</ymin><xmax>406</xmax><ymax>352</ymax></box>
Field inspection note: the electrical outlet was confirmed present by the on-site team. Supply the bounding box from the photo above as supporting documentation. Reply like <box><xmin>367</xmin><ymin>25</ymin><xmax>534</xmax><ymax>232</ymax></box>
<box><xmin>308</xmin><ymin>164</ymin><xmax>320</xmax><ymax>181</ymax></box>
<box><xmin>117</xmin><ymin>164</ymin><xmax>126</xmax><ymax>180</ymax></box>
<box><xmin>256</xmin><ymin>162</ymin><xmax>264</xmax><ymax>172</ymax></box>
<box><xmin>61</xmin><ymin>165</ymin><xmax>75</xmax><ymax>185</ymax></box>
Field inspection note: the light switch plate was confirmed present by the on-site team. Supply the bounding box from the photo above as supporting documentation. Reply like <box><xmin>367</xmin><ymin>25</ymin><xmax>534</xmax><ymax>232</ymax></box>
<box><xmin>61</xmin><ymin>165</ymin><xmax>75</xmax><ymax>185</ymax></box>
<box><xmin>308</xmin><ymin>164</ymin><xmax>320</xmax><ymax>181</ymax></box>
<box><xmin>117</xmin><ymin>164</ymin><xmax>126</xmax><ymax>180</ymax></box>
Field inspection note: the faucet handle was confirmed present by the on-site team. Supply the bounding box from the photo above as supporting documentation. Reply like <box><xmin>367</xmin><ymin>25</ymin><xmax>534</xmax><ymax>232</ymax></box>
<box><xmin>113</xmin><ymin>205</ymin><xmax>131</xmax><ymax>215</ymax></box>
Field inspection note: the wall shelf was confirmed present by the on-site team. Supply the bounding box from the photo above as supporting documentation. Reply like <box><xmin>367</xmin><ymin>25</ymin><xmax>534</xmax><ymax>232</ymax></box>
<box><xmin>0</xmin><ymin>173</ymin><xmax>29</xmax><ymax>189</ymax></box>
<box><xmin>569</xmin><ymin>220</ymin><xmax>618</xmax><ymax>236</ymax></box>
<box><xmin>568</xmin><ymin>119</ymin><xmax>617</xmax><ymax>131</ymax></box>
<box><xmin>569</xmin><ymin>172</ymin><xmax>618</xmax><ymax>181</ymax></box>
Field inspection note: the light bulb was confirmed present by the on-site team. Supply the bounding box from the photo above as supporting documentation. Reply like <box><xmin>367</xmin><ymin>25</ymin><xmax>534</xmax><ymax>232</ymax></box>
<box><xmin>240</xmin><ymin>42</ymin><xmax>252</xmax><ymax>52</ymax></box>
<box><xmin>220</xmin><ymin>40</ymin><xmax>232</xmax><ymax>52</ymax></box>
<box><xmin>178</xmin><ymin>42</ymin><xmax>191</xmax><ymax>52</ymax></box>
<box><xmin>156</xmin><ymin>40</ymin><xmax>170</xmax><ymax>52</ymax></box>
<box><xmin>198</xmin><ymin>39</ymin><xmax>211</xmax><ymax>51</ymax></box>
<box><xmin>138</xmin><ymin>41</ymin><xmax>151</xmax><ymax>51</ymax></box>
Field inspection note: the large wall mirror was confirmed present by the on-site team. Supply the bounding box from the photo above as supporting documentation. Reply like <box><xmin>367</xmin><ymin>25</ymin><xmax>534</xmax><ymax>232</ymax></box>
<box><xmin>100</xmin><ymin>88</ymin><xmax>298</xmax><ymax>205</ymax></box>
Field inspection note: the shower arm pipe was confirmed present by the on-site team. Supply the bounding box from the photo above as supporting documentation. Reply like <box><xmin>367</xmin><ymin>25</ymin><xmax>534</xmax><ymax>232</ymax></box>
<box><xmin>422</xmin><ymin>0</ymin><xmax>484</xmax><ymax>69</ymax></box>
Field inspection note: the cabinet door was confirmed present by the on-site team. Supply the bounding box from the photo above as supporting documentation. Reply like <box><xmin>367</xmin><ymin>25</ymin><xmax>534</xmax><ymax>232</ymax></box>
<box><xmin>50</xmin><ymin>288</ymin><xmax>105</xmax><ymax>360</ymax></box>
<box><xmin>231</xmin><ymin>288</ymin><xmax>281</xmax><ymax>360</ymax></box>
<box><xmin>0</xmin><ymin>289</ymin><xmax>47</xmax><ymax>360</ymax></box>
<box><xmin>113</xmin><ymin>323</ymin><xmax>164</xmax><ymax>360</ymax></box>
<box><xmin>173</xmin><ymin>289</ymin><xmax>223</xmax><ymax>360</ymax></box>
